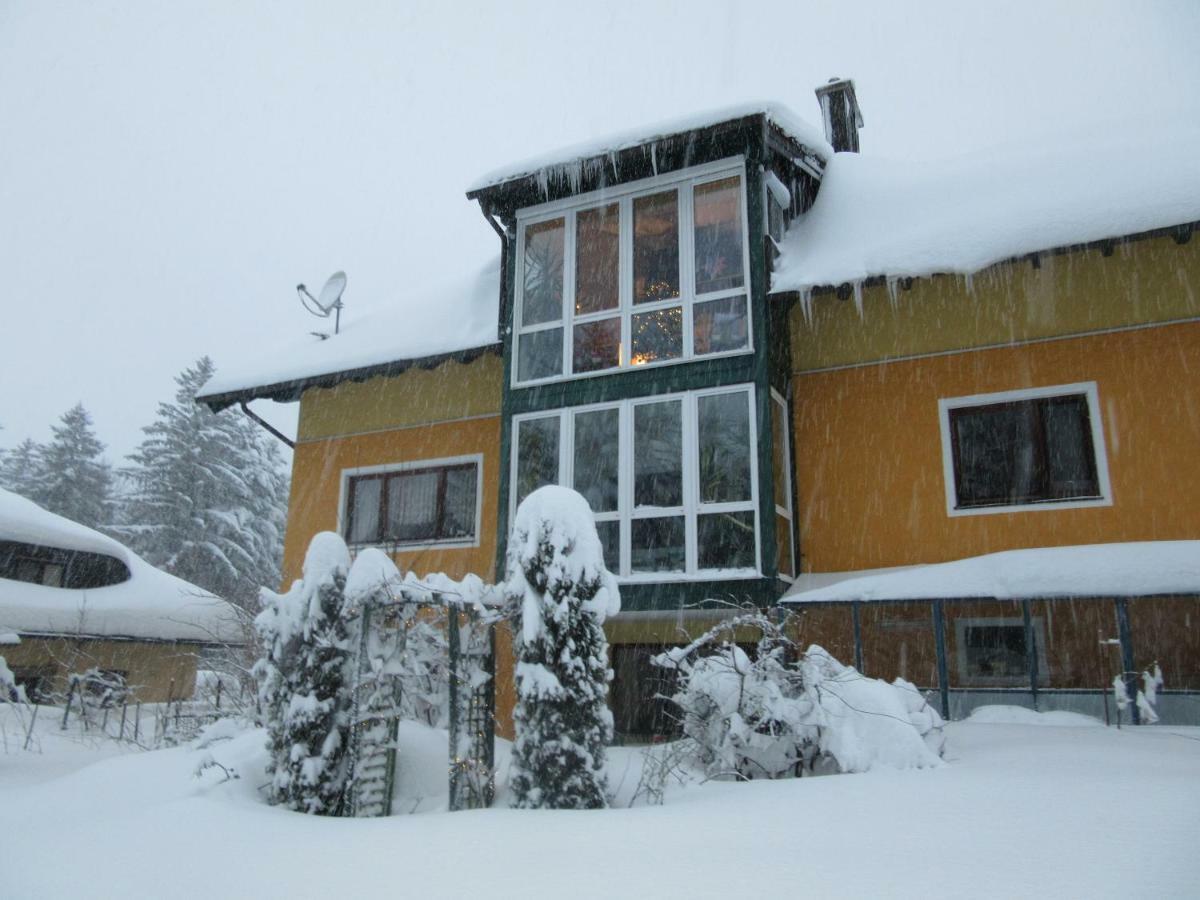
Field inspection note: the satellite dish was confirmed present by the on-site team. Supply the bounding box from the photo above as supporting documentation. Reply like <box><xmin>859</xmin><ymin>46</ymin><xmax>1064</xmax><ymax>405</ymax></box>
<box><xmin>297</xmin><ymin>271</ymin><xmax>347</xmax><ymax>334</ymax></box>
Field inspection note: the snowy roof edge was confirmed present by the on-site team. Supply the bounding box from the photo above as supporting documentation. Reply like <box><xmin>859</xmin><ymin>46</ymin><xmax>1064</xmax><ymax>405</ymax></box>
<box><xmin>466</xmin><ymin>102</ymin><xmax>832</xmax><ymax>195</ymax></box>
<box><xmin>196</xmin><ymin>340</ymin><xmax>502</xmax><ymax>412</ymax></box>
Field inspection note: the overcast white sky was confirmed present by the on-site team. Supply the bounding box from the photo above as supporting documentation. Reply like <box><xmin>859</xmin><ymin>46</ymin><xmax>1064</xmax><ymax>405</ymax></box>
<box><xmin>2</xmin><ymin>1</ymin><xmax>1198</xmax><ymax>460</ymax></box>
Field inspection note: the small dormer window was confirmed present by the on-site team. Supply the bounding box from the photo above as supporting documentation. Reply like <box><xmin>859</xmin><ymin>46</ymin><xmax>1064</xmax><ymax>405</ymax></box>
<box><xmin>514</xmin><ymin>160</ymin><xmax>752</xmax><ymax>385</ymax></box>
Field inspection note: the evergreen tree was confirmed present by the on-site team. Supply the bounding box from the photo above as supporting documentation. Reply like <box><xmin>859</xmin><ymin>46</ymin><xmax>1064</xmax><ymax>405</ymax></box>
<box><xmin>0</xmin><ymin>438</ymin><xmax>43</xmax><ymax>499</ymax></box>
<box><xmin>255</xmin><ymin>532</ymin><xmax>354</xmax><ymax>815</ymax></box>
<box><xmin>120</xmin><ymin>357</ymin><xmax>289</xmax><ymax>610</ymax></box>
<box><xmin>506</xmin><ymin>486</ymin><xmax>620</xmax><ymax>810</ymax></box>
<box><xmin>27</xmin><ymin>404</ymin><xmax>111</xmax><ymax>530</ymax></box>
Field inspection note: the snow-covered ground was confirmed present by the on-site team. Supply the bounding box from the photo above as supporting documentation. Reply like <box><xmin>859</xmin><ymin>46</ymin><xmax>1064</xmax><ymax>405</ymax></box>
<box><xmin>2</xmin><ymin>705</ymin><xmax>1197</xmax><ymax>899</ymax></box>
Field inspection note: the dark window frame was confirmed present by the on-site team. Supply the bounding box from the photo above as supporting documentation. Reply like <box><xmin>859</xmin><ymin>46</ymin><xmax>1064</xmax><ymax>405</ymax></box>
<box><xmin>344</xmin><ymin>462</ymin><xmax>480</xmax><ymax>547</ymax></box>
<box><xmin>947</xmin><ymin>392</ymin><xmax>1102</xmax><ymax>510</ymax></box>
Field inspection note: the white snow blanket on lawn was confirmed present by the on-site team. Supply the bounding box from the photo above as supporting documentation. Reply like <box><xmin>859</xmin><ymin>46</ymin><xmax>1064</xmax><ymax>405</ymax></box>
<box><xmin>772</xmin><ymin>122</ymin><xmax>1200</xmax><ymax>293</ymax></box>
<box><xmin>0</xmin><ymin>489</ymin><xmax>241</xmax><ymax>643</ymax></box>
<box><xmin>783</xmin><ymin>541</ymin><xmax>1200</xmax><ymax>604</ymax></box>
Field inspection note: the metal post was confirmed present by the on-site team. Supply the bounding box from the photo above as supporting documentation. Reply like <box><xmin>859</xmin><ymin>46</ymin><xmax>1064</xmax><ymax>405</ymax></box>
<box><xmin>24</xmin><ymin>703</ymin><xmax>39</xmax><ymax>750</ymax></box>
<box><xmin>119</xmin><ymin>702</ymin><xmax>128</xmax><ymax>741</ymax></box>
<box><xmin>1022</xmin><ymin>600</ymin><xmax>1039</xmax><ymax>710</ymax></box>
<box><xmin>851</xmin><ymin>602</ymin><xmax>864</xmax><ymax>673</ymax></box>
<box><xmin>447</xmin><ymin>602</ymin><xmax>462</xmax><ymax>811</ymax></box>
<box><xmin>134</xmin><ymin>702</ymin><xmax>141</xmax><ymax>744</ymax></box>
<box><xmin>932</xmin><ymin>600</ymin><xmax>950</xmax><ymax>721</ymax></box>
<box><xmin>1114</xmin><ymin>598</ymin><xmax>1140</xmax><ymax>725</ymax></box>
<box><xmin>215</xmin><ymin>678</ymin><xmax>222</xmax><ymax>711</ymax></box>
<box><xmin>61</xmin><ymin>683</ymin><xmax>73</xmax><ymax>730</ymax></box>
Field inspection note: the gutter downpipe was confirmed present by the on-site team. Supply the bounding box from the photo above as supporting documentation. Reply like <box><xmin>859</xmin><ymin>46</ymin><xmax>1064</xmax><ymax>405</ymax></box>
<box><xmin>239</xmin><ymin>401</ymin><xmax>295</xmax><ymax>449</ymax></box>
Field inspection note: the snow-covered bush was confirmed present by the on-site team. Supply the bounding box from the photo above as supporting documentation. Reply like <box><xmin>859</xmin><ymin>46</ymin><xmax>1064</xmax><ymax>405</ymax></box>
<box><xmin>0</xmin><ymin>653</ymin><xmax>24</xmax><ymax>703</ymax></box>
<box><xmin>1113</xmin><ymin>664</ymin><xmax>1164</xmax><ymax>725</ymax></box>
<box><xmin>657</xmin><ymin>613</ymin><xmax>943</xmax><ymax>780</ymax></box>
<box><xmin>506</xmin><ymin>486</ymin><xmax>620</xmax><ymax>809</ymax></box>
<box><xmin>254</xmin><ymin>532</ymin><xmax>355</xmax><ymax>815</ymax></box>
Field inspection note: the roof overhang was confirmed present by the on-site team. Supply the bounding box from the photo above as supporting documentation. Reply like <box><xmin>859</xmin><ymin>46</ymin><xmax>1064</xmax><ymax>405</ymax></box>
<box><xmin>196</xmin><ymin>341</ymin><xmax>503</xmax><ymax>413</ymax></box>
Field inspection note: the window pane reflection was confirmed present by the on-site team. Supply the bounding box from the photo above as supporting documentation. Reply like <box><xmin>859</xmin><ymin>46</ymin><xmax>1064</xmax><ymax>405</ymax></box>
<box><xmin>698</xmin><ymin>392</ymin><xmax>751</xmax><ymax>503</ymax></box>
<box><xmin>595</xmin><ymin>519</ymin><xmax>620</xmax><ymax>572</ymax></box>
<box><xmin>517</xmin><ymin>327</ymin><xmax>562</xmax><ymax>381</ymax></box>
<box><xmin>387</xmin><ymin>471</ymin><xmax>438</xmax><ymax>541</ymax></box>
<box><xmin>573</xmin><ymin>317</ymin><xmax>621</xmax><ymax>373</ymax></box>
<box><xmin>443</xmin><ymin>467</ymin><xmax>478</xmax><ymax>538</ymax></box>
<box><xmin>574</xmin><ymin>408</ymin><xmax>619</xmax><ymax>513</ymax></box>
<box><xmin>576</xmin><ymin>203</ymin><xmax>620</xmax><ymax>315</ymax></box>
<box><xmin>516</xmin><ymin>416</ymin><xmax>559</xmax><ymax>505</ymax></box>
<box><xmin>697</xmin><ymin>511</ymin><xmax>756</xmax><ymax>570</ymax></box>
<box><xmin>693</xmin><ymin>295</ymin><xmax>748</xmax><ymax>355</ymax></box>
<box><xmin>631</xmin><ymin>516</ymin><xmax>685</xmax><ymax>572</ymax></box>
<box><xmin>693</xmin><ymin>177</ymin><xmax>744</xmax><ymax>295</ymax></box>
<box><xmin>631</xmin><ymin>307</ymin><xmax>682</xmax><ymax>365</ymax></box>
<box><xmin>633</xmin><ymin>191</ymin><xmax>679</xmax><ymax>304</ymax></box>
<box><xmin>634</xmin><ymin>400</ymin><xmax>682</xmax><ymax>508</ymax></box>
<box><xmin>522</xmin><ymin>218</ymin><xmax>564</xmax><ymax>326</ymax></box>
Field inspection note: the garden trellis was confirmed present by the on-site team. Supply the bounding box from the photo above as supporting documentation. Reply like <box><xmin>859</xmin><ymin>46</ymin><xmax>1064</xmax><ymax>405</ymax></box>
<box><xmin>345</xmin><ymin>576</ymin><xmax>499</xmax><ymax>816</ymax></box>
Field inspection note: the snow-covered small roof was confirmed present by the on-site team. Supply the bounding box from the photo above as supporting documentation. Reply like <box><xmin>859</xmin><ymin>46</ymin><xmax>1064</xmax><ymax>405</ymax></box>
<box><xmin>781</xmin><ymin>542</ymin><xmax>1200</xmax><ymax>604</ymax></box>
<box><xmin>771</xmin><ymin>124</ymin><xmax>1200</xmax><ymax>294</ymax></box>
<box><xmin>0</xmin><ymin>489</ymin><xmax>243</xmax><ymax>643</ymax></box>
<box><xmin>198</xmin><ymin>257</ymin><xmax>501</xmax><ymax>408</ymax></box>
<box><xmin>468</xmin><ymin>102</ymin><xmax>832</xmax><ymax>194</ymax></box>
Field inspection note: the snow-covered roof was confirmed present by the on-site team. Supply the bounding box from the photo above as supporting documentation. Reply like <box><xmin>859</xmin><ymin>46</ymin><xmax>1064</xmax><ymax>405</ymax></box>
<box><xmin>771</xmin><ymin>124</ymin><xmax>1200</xmax><ymax>295</ymax></box>
<box><xmin>781</xmin><ymin>541</ymin><xmax>1200</xmax><ymax>604</ymax></box>
<box><xmin>0</xmin><ymin>489</ymin><xmax>243</xmax><ymax>643</ymax></box>
<box><xmin>467</xmin><ymin>102</ymin><xmax>832</xmax><ymax>194</ymax></box>
<box><xmin>198</xmin><ymin>257</ymin><xmax>501</xmax><ymax>408</ymax></box>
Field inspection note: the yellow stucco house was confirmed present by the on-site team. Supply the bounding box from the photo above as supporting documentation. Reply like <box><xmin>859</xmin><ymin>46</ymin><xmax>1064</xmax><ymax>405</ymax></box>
<box><xmin>199</xmin><ymin>80</ymin><xmax>1200</xmax><ymax>730</ymax></box>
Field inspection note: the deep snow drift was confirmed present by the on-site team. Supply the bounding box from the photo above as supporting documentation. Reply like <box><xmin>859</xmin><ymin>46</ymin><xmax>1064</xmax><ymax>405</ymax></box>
<box><xmin>2</xmin><ymin>705</ymin><xmax>1197</xmax><ymax>899</ymax></box>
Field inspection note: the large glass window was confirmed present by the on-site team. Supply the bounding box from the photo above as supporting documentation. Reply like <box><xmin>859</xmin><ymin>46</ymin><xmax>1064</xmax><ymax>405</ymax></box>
<box><xmin>940</xmin><ymin>383</ymin><xmax>1110</xmax><ymax>514</ymax></box>
<box><xmin>514</xmin><ymin>164</ymin><xmax>751</xmax><ymax>384</ymax></box>
<box><xmin>345</xmin><ymin>461</ymin><xmax>479</xmax><ymax>546</ymax></box>
<box><xmin>770</xmin><ymin>390</ymin><xmax>795</xmax><ymax>579</ymax></box>
<box><xmin>511</xmin><ymin>386</ymin><xmax>760</xmax><ymax>578</ymax></box>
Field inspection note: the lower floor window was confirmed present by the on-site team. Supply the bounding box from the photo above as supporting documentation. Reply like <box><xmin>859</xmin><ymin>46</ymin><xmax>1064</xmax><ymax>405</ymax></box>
<box><xmin>512</xmin><ymin>384</ymin><xmax>760</xmax><ymax>578</ymax></box>
<box><xmin>954</xmin><ymin>616</ymin><xmax>1047</xmax><ymax>686</ymax></box>
<box><xmin>344</xmin><ymin>459</ymin><xmax>480</xmax><ymax>547</ymax></box>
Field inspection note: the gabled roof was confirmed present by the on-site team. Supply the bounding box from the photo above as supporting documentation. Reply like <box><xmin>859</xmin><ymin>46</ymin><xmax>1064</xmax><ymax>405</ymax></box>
<box><xmin>771</xmin><ymin>123</ymin><xmax>1200</xmax><ymax>297</ymax></box>
<box><xmin>197</xmin><ymin>257</ymin><xmax>501</xmax><ymax>411</ymax></box>
<box><xmin>0</xmin><ymin>489</ymin><xmax>243</xmax><ymax>643</ymax></box>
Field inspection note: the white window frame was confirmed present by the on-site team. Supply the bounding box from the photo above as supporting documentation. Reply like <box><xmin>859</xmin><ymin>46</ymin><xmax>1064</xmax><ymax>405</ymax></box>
<box><xmin>512</xmin><ymin>157</ymin><xmax>755</xmax><ymax>387</ymax></box>
<box><xmin>938</xmin><ymin>381</ymin><xmax>1113</xmax><ymax>517</ymax></box>
<box><xmin>337</xmin><ymin>454</ymin><xmax>484</xmax><ymax>551</ymax></box>
<box><xmin>954</xmin><ymin>615</ymin><xmax>1049</xmax><ymax>686</ymax></box>
<box><xmin>770</xmin><ymin>388</ymin><xmax>796</xmax><ymax>582</ymax></box>
<box><xmin>510</xmin><ymin>384</ymin><xmax>761</xmax><ymax>582</ymax></box>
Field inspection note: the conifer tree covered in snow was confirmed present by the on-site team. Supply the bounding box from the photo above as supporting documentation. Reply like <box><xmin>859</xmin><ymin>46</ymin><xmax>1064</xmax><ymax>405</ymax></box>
<box><xmin>0</xmin><ymin>438</ymin><xmax>42</xmax><ymax>499</ymax></box>
<box><xmin>254</xmin><ymin>532</ymin><xmax>355</xmax><ymax>815</ymax></box>
<box><xmin>506</xmin><ymin>486</ymin><xmax>620</xmax><ymax>810</ymax></box>
<box><xmin>120</xmin><ymin>357</ymin><xmax>288</xmax><ymax>610</ymax></box>
<box><xmin>26</xmin><ymin>404</ymin><xmax>112</xmax><ymax>530</ymax></box>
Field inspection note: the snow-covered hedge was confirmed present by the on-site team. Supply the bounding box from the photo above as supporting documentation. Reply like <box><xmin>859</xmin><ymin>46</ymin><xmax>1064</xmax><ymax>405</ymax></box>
<box><xmin>656</xmin><ymin>613</ymin><xmax>944</xmax><ymax>780</ymax></box>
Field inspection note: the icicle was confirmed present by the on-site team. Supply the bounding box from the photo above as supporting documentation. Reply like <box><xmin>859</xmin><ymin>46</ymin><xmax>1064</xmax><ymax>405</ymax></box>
<box><xmin>852</xmin><ymin>280</ymin><xmax>864</xmax><ymax>318</ymax></box>
<box><xmin>963</xmin><ymin>272</ymin><xmax>975</xmax><ymax>296</ymax></box>
<box><xmin>536</xmin><ymin>167</ymin><xmax>550</xmax><ymax>199</ymax></box>
<box><xmin>608</xmin><ymin>150</ymin><xmax>619</xmax><ymax>179</ymax></box>
<box><xmin>799</xmin><ymin>287</ymin><xmax>813</xmax><ymax>324</ymax></box>
<box><xmin>650</xmin><ymin>142</ymin><xmax>658</xmax><ymax>177</ymax></box>
<box><xmin>885</xmin><ymin>276</ymin><xmax>900</xmax><ymax>310</ymax></box>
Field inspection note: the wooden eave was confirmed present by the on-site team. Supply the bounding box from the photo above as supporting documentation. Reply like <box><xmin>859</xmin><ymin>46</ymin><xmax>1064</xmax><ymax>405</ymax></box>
<box><xmin>195</xmin><ymin>342</ymin><xmax>503</xmax><ymax>413</ymax></box>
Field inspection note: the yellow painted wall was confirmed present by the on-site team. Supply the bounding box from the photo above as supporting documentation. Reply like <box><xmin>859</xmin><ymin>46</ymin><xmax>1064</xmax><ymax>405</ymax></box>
<box><xmin>4</xmin><ymin>637</ymin><xmax>202</xmax><ymax>702</ymax></box>
<box><xmin>297</xmin><ymin>354</ymin><xmax>503</xmax><ymax>442</ymax></box>
<box><xmin>281</xmin><ymin>353</ymin><xmax>503</xmax><ymax>586</ymax></box>
<box><xmin>791</xmin><ymin>321</ymin><xmax>1200</xmax><ymax>572</ymax></box>
<box><xmin>790</xmin><ymin>235</ymin><xmax>1200</xmax><ymax>372</ymax></box>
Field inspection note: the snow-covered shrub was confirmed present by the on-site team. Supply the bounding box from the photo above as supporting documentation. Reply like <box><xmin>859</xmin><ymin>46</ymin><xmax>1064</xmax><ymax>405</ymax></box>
<box><xmin>254</xmin><ymin>532</ymin><xmax>355</xmax><ymax>815</ymax></box>
<box><xmin>0</xmin><ymin>653</ymin><xmax>24</xmax><ymax>703</ymax></box>
<box><xmin>1113</xmin><ymin>664</ymin><xmax>1164</xmax><ymax>725</ymax></box>
<box><xmin>506</xmin><ymin>486</ymin><xmax>621</xmax><ymax>809</ymax></box>
<box><xmin>657</xmin><ymin>614</ymin><xmax>943</xmax><ymax>780</ymax></box>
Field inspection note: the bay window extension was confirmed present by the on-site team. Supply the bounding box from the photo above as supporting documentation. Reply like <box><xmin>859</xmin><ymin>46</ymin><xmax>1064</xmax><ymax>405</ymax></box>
<box><xmin>514</xmin><ymin>160</ymin><xmax>753</xmax><ymax>385</ymax></box>
<box><xmin>511</xmin><ymin>384</ymin><xmax>761</xmax><ymax>579</ymax></box>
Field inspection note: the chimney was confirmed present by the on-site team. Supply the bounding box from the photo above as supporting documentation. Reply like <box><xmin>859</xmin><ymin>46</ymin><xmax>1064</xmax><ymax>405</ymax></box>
<box><xmin>815</xmin><ymin>77</ymin><xmax>864</xmax><ymax>153</ymax></box>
